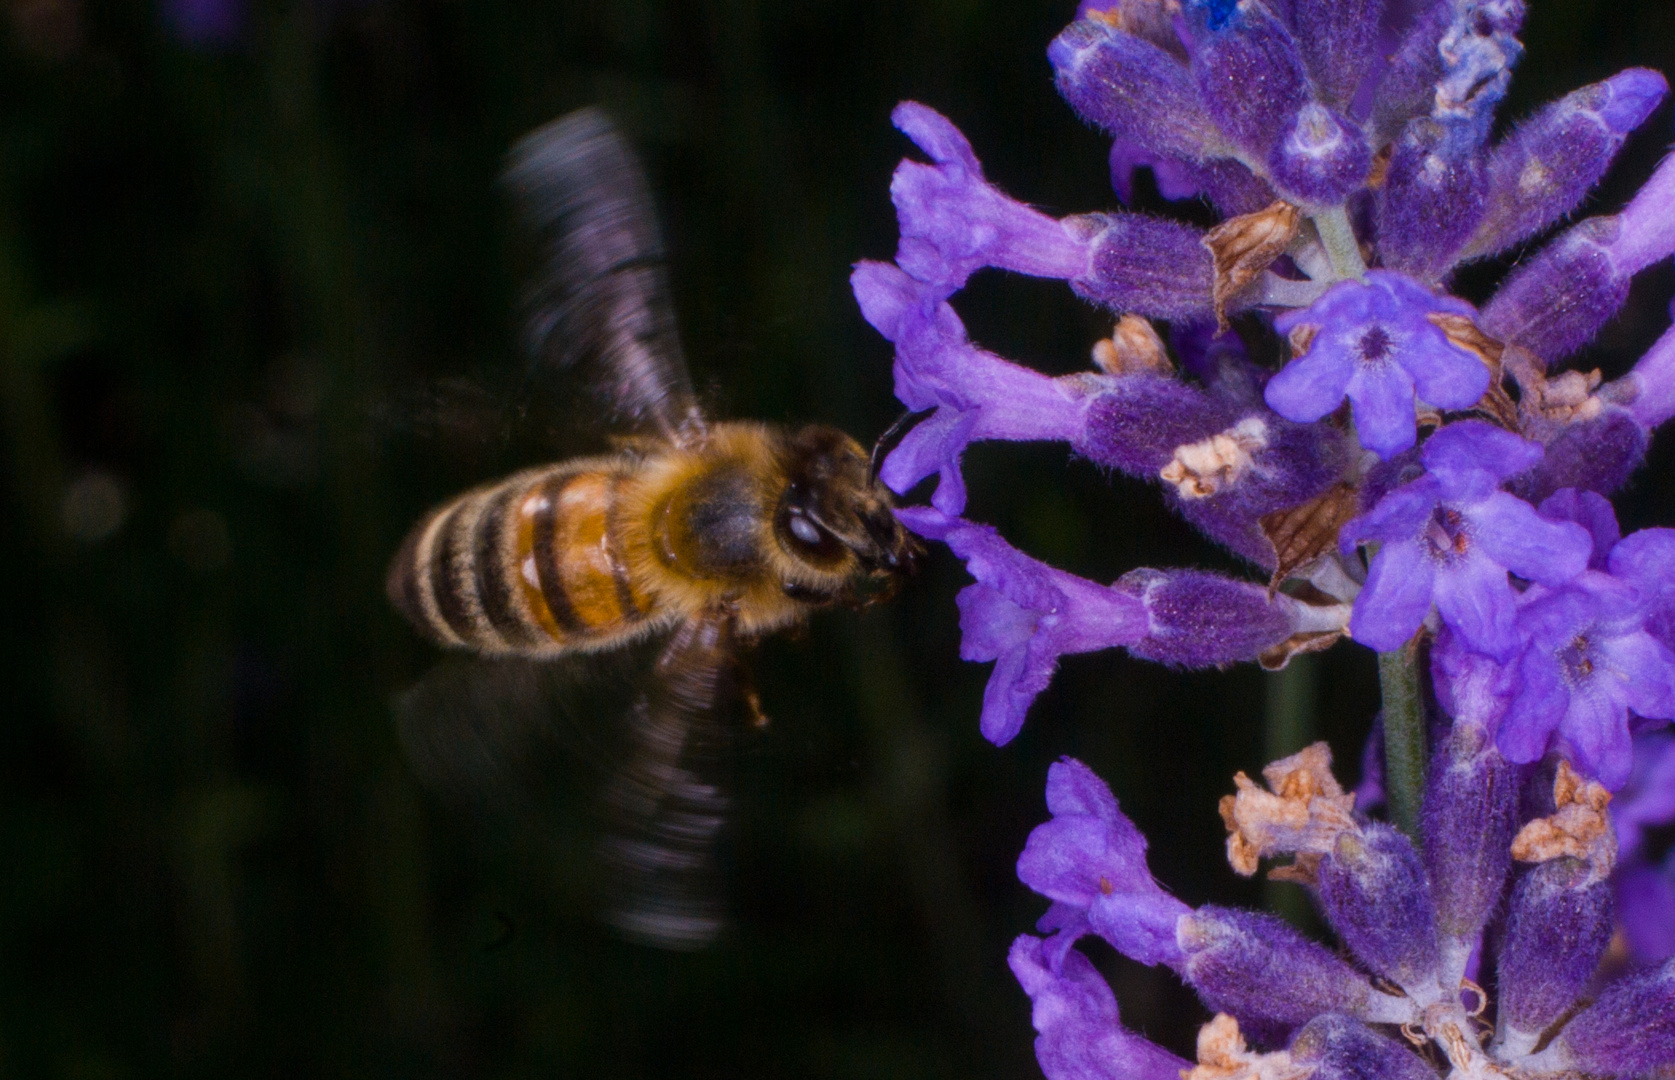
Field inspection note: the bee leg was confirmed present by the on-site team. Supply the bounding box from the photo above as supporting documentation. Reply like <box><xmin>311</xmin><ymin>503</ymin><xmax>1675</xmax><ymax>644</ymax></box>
<box><xmin>735</xmin><ymin>657</ymin><xmax>770</xmax><ymax>729</ymax></box>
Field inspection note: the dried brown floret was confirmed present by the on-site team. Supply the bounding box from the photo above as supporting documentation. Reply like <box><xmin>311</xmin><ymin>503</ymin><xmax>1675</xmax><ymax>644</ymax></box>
<box><xmin>1161</xmin><ymin>418</ymin><xmax>1269</xmax><ymax>499</ymax></box>
<box><xmin>1220</xmin><ymin>742</ymin><xmax>1358</xmax><ymax>877</ymax></box>
<box><xmin>1510</xmin><ymin>761</ymin><xmax>1616</xmax><ymax>878</ymax></box>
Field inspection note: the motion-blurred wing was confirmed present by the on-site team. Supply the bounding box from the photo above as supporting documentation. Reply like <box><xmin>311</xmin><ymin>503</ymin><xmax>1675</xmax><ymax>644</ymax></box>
<box><xmin>393</xmin><ymin>625</ymin><xmax>738</xmax><ymax>951</ymax></box>
<box><xmin>504</xmin><ymin>108</ymin><xmax>702</xmax><ymax>446</ymax></box>
<box><xmin>597</xmin><ymin>612</ymin><xmax>736</xmax><ymax>950</ymax></box>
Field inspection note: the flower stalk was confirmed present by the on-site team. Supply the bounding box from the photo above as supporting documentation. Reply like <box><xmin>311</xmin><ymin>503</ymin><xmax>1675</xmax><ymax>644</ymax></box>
<box><xmin>1310</xmin><ymin>206</ymin><xmax>1365</xmax><ymax>281</ymax></box>
<box><xmin>1378</xmin><ymin>638</ymin><xmax>1428</xmax><ymax>840</ymax></box>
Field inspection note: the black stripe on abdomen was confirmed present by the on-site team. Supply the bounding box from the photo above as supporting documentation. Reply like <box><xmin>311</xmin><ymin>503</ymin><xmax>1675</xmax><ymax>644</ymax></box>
<box><xmin>472</xmin><ymin>482</ymin><xmax>540</xmax><ymax>647</ymax></box>
<box><xmin>531</xmin><ymin>473</ymin><xmax>588</xmax><ymax>635</ymax></box>
<box><xmin>428</xmin><ymin>499</ymin><xmax>486</xmax><ymax>643</ymax></box>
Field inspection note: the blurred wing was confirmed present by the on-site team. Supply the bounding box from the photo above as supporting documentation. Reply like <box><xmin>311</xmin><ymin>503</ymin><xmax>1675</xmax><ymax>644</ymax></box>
<box><xmin>393</xmin><ymin>623</ymin><xmax>739</xmax><ymax>951</ymax></box>
<box><xmin>597</xmin><ymin>611</ymin><xmax>738</xmax><ymax>950</ymax></box>
<box><xmin>504</xmin><ymin>108</ymin><xmax>703</xmax><ymax>445</ymax></box>
<box><xmin>393</xmin><ymin>655</ymin><xmax>617</xmax><ymax>902</ymax></box>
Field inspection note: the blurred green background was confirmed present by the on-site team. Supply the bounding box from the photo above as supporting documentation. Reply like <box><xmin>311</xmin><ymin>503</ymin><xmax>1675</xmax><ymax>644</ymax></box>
<box><xmin>4</xmin><ymin>0</ymin><xmax>1675</xmax><ymax>1075</ymax></box>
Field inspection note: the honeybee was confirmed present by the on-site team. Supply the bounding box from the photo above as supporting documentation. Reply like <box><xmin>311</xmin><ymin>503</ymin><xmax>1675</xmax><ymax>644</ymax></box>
<box><xmin>387</xmin><ymin>108</ymin><xmax>917</xmax><ymax>948</ymax></box>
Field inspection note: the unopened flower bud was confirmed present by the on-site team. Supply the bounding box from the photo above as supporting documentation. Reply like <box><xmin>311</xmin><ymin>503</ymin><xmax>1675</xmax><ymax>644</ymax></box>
<box><xmin>1421</xmin><ymin>722</ymin><xmax>1519</xmax><ymax>969</ymax></box>
<box><xmin>1178</xmin><ymin>906</ymin><xmax>1413</xmax><ymax>1030</ymax></box>
<box><xmin>1481</xmin><ymin>216</ymin><xmax>1628</xmax><ymax>367</ymax></box>
<box><xmin>1051</xmin><ymin>19</ymin><xmax>1219</xmax><ymax>163</ymax></box>
<box><xmin>1467</xmin><ymin>68</ymin><xmax>1667</xmax><ymax>260</ymax></box>
<box><xmin>1535</xmin><ymin>959</ymin><xmax>1675</xmax><ymax>1078</ymax></box>
<box><xmin>1288</xmin><ymin>1013</ymin><xmax>1435</xmax><ymax>1080</ymax></box>
<box><xmin>1286</xmin><ymin>0</ymin><xmax>1382</xmax><ymax>109</ymax></box>
<box><xmin>1378</xmin><ymin>118</ymin><xmax>1487</xmax><ymax>280</ymax></box>
<box><xmin>1316</xmin><ymin>823</ymin><xmax>1440</xmax><ymax>992</ymax></box>
<box><xmin>1496</xmin><ymin>856</ymin><xmax>1614</xmax><ymax>1053</ymax></box>
<box><xmin>1267</xmin><ymin>104</ymin><xmax>1371</xmax><ymax>207</ymax></box>
<box><xmin>1186</xmin><ymin>3</ymin><xmax>1310</xmax><ymax>161</ymax></box>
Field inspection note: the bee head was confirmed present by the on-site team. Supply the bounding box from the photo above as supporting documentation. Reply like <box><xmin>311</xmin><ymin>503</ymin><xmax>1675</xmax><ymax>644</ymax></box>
<box><xmin>774</xmin><ymin>424</ymin><xmax>920</xmax><ymax>605</ymax></box>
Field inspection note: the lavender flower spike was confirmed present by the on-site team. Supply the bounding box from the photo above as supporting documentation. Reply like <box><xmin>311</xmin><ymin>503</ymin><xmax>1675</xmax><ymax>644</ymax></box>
<box><xmin>1342</xmin><ymin>422</ymin><xmax>1593</xmax><ymax>657</ymax></box>
<box><xmin>1266</xmin><ymin>272</ymin><xmax>1490</xmax><ymax>459</ymax></box>
<box><xmin>1017</xmin><ymin>758</ymin><xmax>1192</xmax><ymax>967</ymax></box>
<box><xmin>890</xmin><ymin>103</ymin><xmax>1094</xmax><ymax>290</ymax></box>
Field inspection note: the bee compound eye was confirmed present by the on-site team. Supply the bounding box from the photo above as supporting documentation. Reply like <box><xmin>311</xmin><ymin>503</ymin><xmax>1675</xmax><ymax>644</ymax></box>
<box><xmin>787</xmin><ymin>512</ymin><xmax>822</xmax><ymax>548</ymax></box>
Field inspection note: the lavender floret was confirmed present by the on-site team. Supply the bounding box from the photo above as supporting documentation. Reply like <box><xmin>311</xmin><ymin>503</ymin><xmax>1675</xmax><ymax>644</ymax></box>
<box><xmin>1340</xmin><ymin>422</ymin><xmax>1592</xmax><ymax>658</ymax></box>
<box><xmin>1009</xmin><ymin>935</ymin><xmax>1192</xmax><ymax>1080</ymax></box>
<box><xmin>1267</xmin><ymin>273</ymin><xmax>1488</xmax><ymax>459</ymax></box>
<box><xmin>1051</xmin><ymin>19</ymin><xmax>1219</xmax><ymax>164</ymax></box>
<box><xmin>1498</xmin><ymin>570</ymin><xmax>1675</xmax><ymax>789</ymax></box>
<box><xmin>1466</xmin><ymin>69</ymin><xmax>1668</xmax><ymax>261</ymax></box>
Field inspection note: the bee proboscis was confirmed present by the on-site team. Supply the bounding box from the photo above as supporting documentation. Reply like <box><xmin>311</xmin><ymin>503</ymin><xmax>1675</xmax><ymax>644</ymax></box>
<box><xmin>387</xmin><ymin>108</ymin><xmax>917</xmax><ymax>948</ymax></box>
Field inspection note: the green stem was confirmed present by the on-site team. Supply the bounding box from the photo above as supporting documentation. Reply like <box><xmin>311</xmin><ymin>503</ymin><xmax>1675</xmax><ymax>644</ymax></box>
<box><xmin>1312</xmin><ymin>206</ymin><xmax>1367</xmax><ymax>281</ymax></box>
<box><xmin>1264</xmin><ymin>653</ymin><xmax>1318</xmax><ymax>928</ymax></box>
<box><xmin>1378</xmin><ymin>641</ymin><xmax>1428</xmax><ymax>840</ymax></box>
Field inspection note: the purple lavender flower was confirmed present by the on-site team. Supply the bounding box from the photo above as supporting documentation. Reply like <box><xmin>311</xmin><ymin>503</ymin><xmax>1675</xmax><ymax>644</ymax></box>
<box><xmin>1266</xmin><ymin>273</ymin><xmax>1489</xmax><ymax>459</ymax></box>
<box><xmin>856</xmin><ymin>0</ymin><xmax>1675</xmax><ymax>808</ymax></box>
<box><xmin>1341</xmin><ymin>422</ymin><xmax>1592</xmax><ymax>657</ymax></box>
<box><xmin>1011</xmin><ymin>752</ymin><xmax>1675</xmax><ymax>1080</ymax></box>
<box><xmin>852</xmin><ymin>260</ymin><xmax>1089</xmax><ymax>515</ymax></box>
<box><xmin>1607</xmin><ymin>526</ymin><xmax>1675</xmax><ymax>652</ymax></box>
<box><xmin>1107</xmin><ymin>139</ymin><xmax>1203</xmax><ymax>204</ymax></box>
<box><xmin>901</xmin><ymin>509</ymin><xmax>1149</xmax><ymax>745</ymax></box>
<box><xmin>853</xmin><ymin>2</ymin><xmax>1675</xmax><ymax>1076</ymax></box>
<box><xmin>1498</xmin><ymin>570</ymin><xmax>1675</xmax><ymax>789</ymax></box>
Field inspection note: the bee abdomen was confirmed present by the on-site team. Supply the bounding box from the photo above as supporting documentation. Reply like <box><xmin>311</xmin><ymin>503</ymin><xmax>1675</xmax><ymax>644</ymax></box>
<box><xmin>388</xmin><ymin>463</ymin><xmax>650</xmax><ymax>655</ymax></box>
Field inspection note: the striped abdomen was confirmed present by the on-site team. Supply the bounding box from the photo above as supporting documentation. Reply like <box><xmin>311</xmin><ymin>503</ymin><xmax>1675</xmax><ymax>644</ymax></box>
<box><xmin>388</xmin><ymin>459</ymin><xmax>656</xmax><ymax>655</ymax></box>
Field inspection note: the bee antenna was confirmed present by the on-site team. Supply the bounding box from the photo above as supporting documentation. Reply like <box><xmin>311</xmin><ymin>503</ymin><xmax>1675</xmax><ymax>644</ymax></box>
<box><xmin>869</xmin><ymin>408</ymin><xmax>934</xmax><ymax>483</ymax></box>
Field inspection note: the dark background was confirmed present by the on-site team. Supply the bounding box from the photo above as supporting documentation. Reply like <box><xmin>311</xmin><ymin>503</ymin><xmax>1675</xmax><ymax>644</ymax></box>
<box><xmin>3</xmin><ymin>0</ymin><xmax>1674</xmax><ymax>1075</ymax></box>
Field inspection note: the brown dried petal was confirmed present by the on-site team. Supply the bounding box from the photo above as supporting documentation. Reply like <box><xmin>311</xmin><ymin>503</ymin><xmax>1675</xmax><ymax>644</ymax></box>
<box><xmin>1203</xmin><ymin>201</ymin><xmax>1301</xmax><ymax>331</ymax></box>
<box><xmin>1257</xmin><ymin>630</ymin><xmax>1344</xmax><ymax>671</ymax></box>
<box><xmin>1521</xmin><ymin>367</ymin><xmax>1605</xmax><ymax>425</ymax></box>
<box><xmin>1261</xmin><ymin>482</ymin><xmax>1361</xmax><ymax>593</ymax></box>
<box><xmin>1366</xmin><ymin>144</ymin><xmax>1394</xmax><ymax>189</ymax></box>
<box><xmin>1287</xmin><ymin>323</ymin><xmax>1318</xmax><ymax>360</ymax></box>
<box><xmin>1428</xmin><ymin>314</ymin><xmax>1504</xmax><ymax>368</ymax></box>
